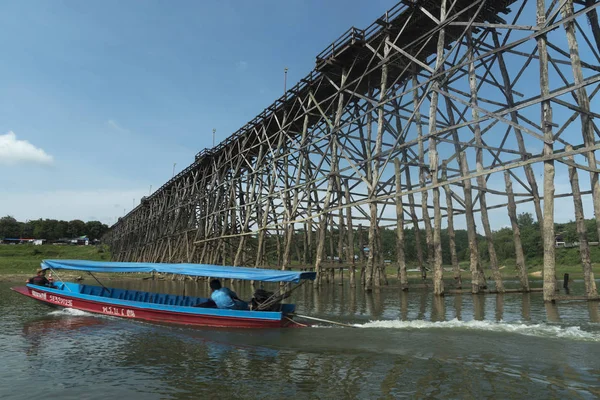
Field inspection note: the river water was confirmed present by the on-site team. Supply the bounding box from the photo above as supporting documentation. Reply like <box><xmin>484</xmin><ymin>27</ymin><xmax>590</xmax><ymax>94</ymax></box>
<box><xmin>1</xmin><ymin>279</ymin><xmax>599</xmax><ymax>399</ymax></box>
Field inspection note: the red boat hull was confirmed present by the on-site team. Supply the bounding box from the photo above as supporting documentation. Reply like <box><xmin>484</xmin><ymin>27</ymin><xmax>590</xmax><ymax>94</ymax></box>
<box><xmin>11</xmin><ymin>286</ymin><xmax>293</xmax><ymax>328</ymax></box>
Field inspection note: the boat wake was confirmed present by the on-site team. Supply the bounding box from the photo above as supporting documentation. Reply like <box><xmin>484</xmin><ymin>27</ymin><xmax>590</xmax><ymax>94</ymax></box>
<box><xmin>354</xmin><ymin>318</ymin><xmax>600</xmax><ymax>341</ymax></box>
<box><xmin>48</xmin><ymin>308</ymin><xmax>92</xmax><ymax>317</ymax></box>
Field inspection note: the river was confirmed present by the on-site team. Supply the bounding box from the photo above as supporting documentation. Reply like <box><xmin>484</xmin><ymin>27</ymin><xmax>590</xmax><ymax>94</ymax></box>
<box><xmin>1</xmin><ymin>280</ymin><xmax>599</xmax><ymax>399</ymax></box>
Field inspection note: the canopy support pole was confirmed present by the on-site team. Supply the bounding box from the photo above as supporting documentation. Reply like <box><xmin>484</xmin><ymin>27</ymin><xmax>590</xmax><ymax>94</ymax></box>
<box><xmin>88</xmin><ymin>272</ymin><xmax>111</xmax><ymax>296</ymax></box>
<box><xmin>50</xmin><ymin>268</ymin><xmax>72</xmax><ymax>292</ymax></box>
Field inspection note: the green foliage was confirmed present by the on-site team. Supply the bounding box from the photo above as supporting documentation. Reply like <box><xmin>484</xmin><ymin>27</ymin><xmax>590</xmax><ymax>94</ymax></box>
<box><xmin>492</xmin><ymin>228</ymin><xmax>516</xmax><ymax>262</ymax></box>
<box><xmin>0</xmin><ymin>216</ymin><xmax>20</xmax><ymax>238</ymax></box>
<box><xmin>517</xmin><ymin>212</ymin><xmax>535</xmax><ymax>228</ymax></box>
<box><xmin>0</xmin><ymin>216</ymin><xmax>109</xmax><ymax>241</ymax></box>
<box><xmin>517</xmin><ymin>212</ymin><xmax>543</xmax><ymax>260</ymax></box>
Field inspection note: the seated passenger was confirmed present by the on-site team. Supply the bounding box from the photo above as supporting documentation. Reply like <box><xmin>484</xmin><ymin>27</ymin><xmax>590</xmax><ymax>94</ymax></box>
<box><xmin>209</xmin><ymin>279</ymin><xmax>249</xmax><ymax>310</ymax></box>
<box><xmin>194</xmin><ymin>298</ymin><xmax>217</xmax><ymax>308</ymax></box>
<box><xmin>26</xmin><ymin>269</ymin><xmax>53</xmax><ymax>287</ymax></box>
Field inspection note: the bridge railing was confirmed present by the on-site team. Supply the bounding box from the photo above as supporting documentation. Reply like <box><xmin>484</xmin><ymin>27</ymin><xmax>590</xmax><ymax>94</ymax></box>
<box><xmin>315</xmin><ymin>1</ymin><xmax>408</xmax><ymax>65</ymax></box>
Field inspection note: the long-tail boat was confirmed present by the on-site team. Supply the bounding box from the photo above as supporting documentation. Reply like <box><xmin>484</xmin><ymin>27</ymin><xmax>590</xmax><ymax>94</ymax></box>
<box><xmin>11</xmin><ymin>260</ymin><xmax>316</xmax><ymax>328</ymax></box>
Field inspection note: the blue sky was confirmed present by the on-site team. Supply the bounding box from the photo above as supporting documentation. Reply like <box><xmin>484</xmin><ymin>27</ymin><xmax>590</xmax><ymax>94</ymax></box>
<box><xmin>0</xmin><ymin>0</ymin><xmax>395</xmax><ymax>224</ymax></box>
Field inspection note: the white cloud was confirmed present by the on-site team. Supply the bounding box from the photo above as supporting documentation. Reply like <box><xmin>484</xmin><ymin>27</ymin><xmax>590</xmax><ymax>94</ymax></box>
<box><xmin>0</xmin><ymin>131</ymin><xmax>53</xmax><ymax>165</ymax></box>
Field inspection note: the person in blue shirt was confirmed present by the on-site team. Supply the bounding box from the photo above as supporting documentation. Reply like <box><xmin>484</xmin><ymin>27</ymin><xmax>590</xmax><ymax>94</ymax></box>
<box><xmin>209</xmin><ymin>279</ymin><xmax>249</xmax><ymax>310</ymax></box>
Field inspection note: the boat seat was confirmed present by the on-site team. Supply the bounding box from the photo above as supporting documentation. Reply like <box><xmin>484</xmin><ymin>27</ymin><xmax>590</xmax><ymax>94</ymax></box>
<box><xmin>136</xmin><ymin>292</ymin><xmax>148</xmax><ymax>303</ymax></box>
<box><xmin>154</xmin><ymin>294</ymin><xmax>166</xmax><ymax>304</ymax></box>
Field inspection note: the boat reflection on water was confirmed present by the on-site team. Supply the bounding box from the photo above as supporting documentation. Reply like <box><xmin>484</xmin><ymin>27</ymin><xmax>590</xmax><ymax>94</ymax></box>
<box><xmin>22</xmin><ymin>313</ymin><xmax>106</xmax><ymax>355</ymax></box>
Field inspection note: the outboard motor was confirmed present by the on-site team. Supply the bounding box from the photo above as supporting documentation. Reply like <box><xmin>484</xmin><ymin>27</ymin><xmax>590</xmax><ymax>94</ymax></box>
<box><xmin>251</xmin><ymin>289</ymin><xmax>283</xmax><ymax>311</ymax></box>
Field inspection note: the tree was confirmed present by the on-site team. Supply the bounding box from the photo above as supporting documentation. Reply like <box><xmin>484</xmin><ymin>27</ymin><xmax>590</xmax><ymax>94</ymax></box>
<box><xmin>67</xmin><ymin>220</ymin><xmax>86</xmax><ymax>237</ymax></box>
<box><xmin>562</xmin><ymin>222</ymin><xmax>578</xmax><ymax>243</ymax></box>
<box><xmin>517</xmin><ymin>212</ymin><xmax>536</xmax><ymax>229</ymax></box>
<box><xmin>21</xmin><ymin>220</ymin><xmax>36</xmax><ymax>238</ymax></box>
<box><xmin>85</xmin><ymin>221</ymin><xmax>109</xmax><ymax>240</ymax></box>
<box><xmin>0</xmin><ymin>216</ymin><xmax>21</xmax><ymax>238</ymax></box>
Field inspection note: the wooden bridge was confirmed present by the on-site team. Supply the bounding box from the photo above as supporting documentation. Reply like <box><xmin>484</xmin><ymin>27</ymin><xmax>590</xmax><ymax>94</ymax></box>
<box><xmin>104</xmin><ymin>0</ymin><xmax>600</xmax><ymax>301</ymax></box>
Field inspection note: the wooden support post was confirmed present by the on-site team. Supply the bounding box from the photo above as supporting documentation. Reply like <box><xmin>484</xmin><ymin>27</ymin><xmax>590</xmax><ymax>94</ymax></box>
<box><xmin>328</xmin><ymin>214</ymin><xmax>335</xmax><ymax>283</ymax></box>
<box><xmin>282</xmin><ymin>141</ymin><xmax>292</xmax><ymax>272</ymax></box>
<box><xmin>303</xmin><ymin>221</ymin><xmax>309</xmax><ymax>265</ymax></box>
<box><xmin>272</xmin><ymin>199</ymin><xmax>282</xmax><ymax>267</ymax></box>
<box><xmin>376</xmin><ymin>224</ymin><xmax>387</xmax><ymax>286</ymax></box>
<box><xmin>413</xmin><ymin>67</ymin><xmax>433</xmax><ymax>278</ymax></box>
<box><xmin>344</xmin><ymin>180</ymin><xmax>356</xmax><ymax>288</ymax></box>
<box><xmin>404</xmin><ymin>158</ymin><xmax>426</xmax><ymax>278</ymax></box>
<box><xmin>394</xmin><ymin>159</ymin><xmax>408</xmax><ymax>290</ymax></box>
<box><xmin>358</xmin><ymin>223</ymin><xmax>365</xmax><ymax>286</ymax></box>
<box><xmin>306</xmin><ymin>185</ymin><xmax>313</xmax><ymax>265</ymax></box>
<box><xmin>337</xmin><ymin>177</ymin><xmax>345</xmax><ymax>271</ymax></box>
<box><xmin>442</xmin><ymin>166</ymin><xmax>461</xmax><ymax>288</ymax></box>
<box><xmin>538</xmin><ymin>0</ymin><xmax>556</xmax><ymax>302</ymax></box>
<box><xmin>255</xmin><ymin>177</ymin><xmax>270</xmax><ymax>268</ymax></box>
<box><xmin>566</xmin><ymin>144</ymin><xmax>598</xmax><ymax>298</ymax></box>
<box><xmin>327</xmin><ymin>213</ymin><xmax>335</xmax><ymax>283</ymax></box>
<box><xmin>504</xmin><ymin>171</ymin><xmax>530</xmax><ymax>292</ymax></box>
<box><xmin>429</xmin><ymin>0</ymin><xmax>446</xmax><ymax>296</ymax></box>
<box><xmin>282</xmin><ymin>192</ymin><xmax>293</xmax><ymax>271</ymax></box>
<box><xmin>468</xmin><ymin>29</ymin><xmax>504</xmax><ymax>294</ymax></box>
<box><xmin>443</xmin><ymin>91</ymin><xmax>485</xmax><ymax>293</ymax></box>
<box><xmin>367</xmin><ymin>36</ymin><xmax>390</xmax><ymax>290</ymax></box>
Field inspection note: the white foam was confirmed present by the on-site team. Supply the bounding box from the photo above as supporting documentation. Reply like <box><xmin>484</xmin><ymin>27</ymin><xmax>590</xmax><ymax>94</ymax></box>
<box><xmin>48</xmin><ymin>308</ymin><xmax>92</xmax><ymax>317</ymax></box>
<box><xmin>355</xmin><ymin>318</ymin><xmax>600</xmax><ymax>341</ymax></box>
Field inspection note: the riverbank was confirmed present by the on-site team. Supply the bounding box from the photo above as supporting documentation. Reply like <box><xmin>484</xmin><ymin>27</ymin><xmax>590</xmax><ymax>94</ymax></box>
<box><xmin>0</xmin><ymin>244</ymin><xmax>593</xmax><ymax>285</ymax></box>
<box><xmin>0</xmin><ymin>244</ymin><xmax>110</xmax><ymax>282</ymax></box>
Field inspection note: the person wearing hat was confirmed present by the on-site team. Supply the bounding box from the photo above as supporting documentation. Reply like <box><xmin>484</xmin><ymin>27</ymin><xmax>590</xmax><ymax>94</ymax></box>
<box><xmin>26</xmin><ymin>269</ymin><xmax>53</xmax><ymax>287</ymax></box>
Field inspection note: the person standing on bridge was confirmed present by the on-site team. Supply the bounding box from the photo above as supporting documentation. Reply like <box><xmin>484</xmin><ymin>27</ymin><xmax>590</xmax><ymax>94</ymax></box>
<box><xmin>209</xmin><ymin>279</ymin><xmax>249</xmax><ymax>310</ymax></box>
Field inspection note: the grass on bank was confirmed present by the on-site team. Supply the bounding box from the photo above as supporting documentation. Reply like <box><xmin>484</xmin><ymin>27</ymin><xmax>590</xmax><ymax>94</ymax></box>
<box><xmin>0</xmin><ymin>244</ymin><xmax>110</xmax><ymax>276</ymax></box>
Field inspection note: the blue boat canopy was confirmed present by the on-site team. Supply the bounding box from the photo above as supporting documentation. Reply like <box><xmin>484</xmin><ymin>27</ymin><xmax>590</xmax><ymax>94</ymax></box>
<box><xmin>41</xmin><ymin>259</ymin><xmax>316</xmax><ymax>283</ymax></box>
